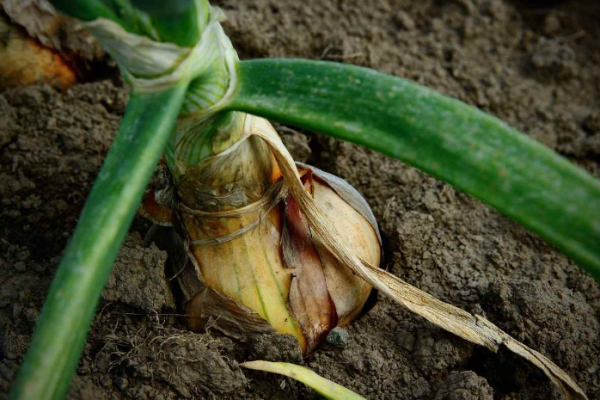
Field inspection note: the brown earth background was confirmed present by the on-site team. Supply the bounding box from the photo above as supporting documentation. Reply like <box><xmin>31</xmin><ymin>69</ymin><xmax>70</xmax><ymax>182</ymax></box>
<box><xmin>1</xmin><ymin>0</ymin><xmax>600</xmax><ymax>399</ymax></box>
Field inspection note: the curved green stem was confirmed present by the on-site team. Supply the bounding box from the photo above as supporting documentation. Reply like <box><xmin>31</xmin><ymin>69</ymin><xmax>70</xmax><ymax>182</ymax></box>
<box><xmin>49</xmin><ymin>0</ymin><xmax>134</xmax><ymax>32</ymax></box>
<box><xmin>9</xmin><ymin>85</ymin><xmax>188</xmax><ymax>400</ymax></box>
<box><xmin>229</xmin><ymin>59</ymin><xmax>600</xmax><ymax>280</ymax></box>
<box><xmin>49</xmin><ymin>0</ymin><xmax>207</xmax><ymax>46</ymax></box>
<box><xmin>132</xmin><ymin>0</ymin><xmax>209</xmax><ymax>46</ymax></box>
<box><xmin>242</xmin><ymin>361</ymin><xmax>366</xmax><ymax>400</ymax></box>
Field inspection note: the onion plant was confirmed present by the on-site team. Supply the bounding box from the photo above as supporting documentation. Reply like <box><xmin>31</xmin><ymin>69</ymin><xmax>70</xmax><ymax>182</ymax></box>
<box><xmin>9</xmin><ymin>1</ymin><xmax>599</xmax><ymax>399</ymax></box>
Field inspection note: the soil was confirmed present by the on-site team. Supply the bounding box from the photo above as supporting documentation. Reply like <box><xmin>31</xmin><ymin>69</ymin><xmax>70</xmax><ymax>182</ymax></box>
<box><xmin>1</xmin><ymin>0</ymin><xmax>600</xmax><ymax>399</ymax></box>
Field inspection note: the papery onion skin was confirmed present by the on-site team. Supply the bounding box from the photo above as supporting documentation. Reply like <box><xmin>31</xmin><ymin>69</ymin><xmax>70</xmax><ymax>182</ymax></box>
<box><xmin>141</xmin><ymin>115</ymin><xmax>382</xmax><ymax>353</ymax></box>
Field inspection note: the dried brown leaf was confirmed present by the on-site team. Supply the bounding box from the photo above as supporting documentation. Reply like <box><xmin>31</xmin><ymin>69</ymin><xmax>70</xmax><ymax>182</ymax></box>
<box><xmin>186</xmin><ymin>286</ymin><xmax>275</xmax><ymax>338</ymax></box>
<box><xmin>283</xmin><ymin>194</ymin><xmax>335</xmax><ymax>352</ymax></box>
<box><xmin>249</xmin><ymin>116</ymin><xmax>588</xmax><ymax>400</ymax></box>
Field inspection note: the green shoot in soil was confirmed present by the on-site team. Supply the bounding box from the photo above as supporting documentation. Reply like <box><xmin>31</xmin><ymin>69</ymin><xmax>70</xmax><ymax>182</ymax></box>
<box><xmin>9</xmin><ymin>87</ymin><xmax>189</xmax><ymax>400</ymax></box>
<box><xmin>242</xmin><ymin>361</ymin><xmax>367</xmax><ymax>400</ymax></box>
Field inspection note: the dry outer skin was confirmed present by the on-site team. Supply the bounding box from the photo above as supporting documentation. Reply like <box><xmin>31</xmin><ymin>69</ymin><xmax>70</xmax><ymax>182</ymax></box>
<box><xmin>1</xmin><ymin>0</ymin><xmax>600</xmax><ymax>399</ymax></box>
<box><xmin>0</xmin><ymin>0</ymin><xmax>109</xmax><ymax>82</ymax></box>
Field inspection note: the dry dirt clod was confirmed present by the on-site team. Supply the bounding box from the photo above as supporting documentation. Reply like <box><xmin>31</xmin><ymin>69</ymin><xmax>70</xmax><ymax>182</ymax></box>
<box><xmin>434</xmin><ymin>371</ymin><xmax>493</xmax><ymax>400</ymax></box>
<box><xmin>247</xmin><ymin>333</ymin><xmax>303</xmax><ymax>364</ymax></box>
<box><xmin>102</xmin><ymin>233</ymin><xmax>175</xmax><ymax>313</ymax></box>
<box><xmin>530</xmin><ymin>38</ymin><xmax>578</xmax><ymax>81</ymax></box>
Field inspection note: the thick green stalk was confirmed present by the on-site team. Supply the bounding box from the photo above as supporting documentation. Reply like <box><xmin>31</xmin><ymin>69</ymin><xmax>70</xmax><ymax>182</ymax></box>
<box><xmin>11</xmin><ymin>2</ymin><xmax>218</xmax><ymax>399</ymax></box>
<box><xmin>9</xmin><ymin>85</ymin><xmax>188</xmax><ymax>400</ymax></box>
<box><xmin>49</xmin><ymin>0</ymin><xmax>133</xmax><ymax>31</ymax></box>
<box><xmin>132</xmin><ymin>0</ymin><xmax>209</xmax><ymax>46</ymax></box>
<box><xmin>49</xmin><ymin>0</ymin><xmax>206</xmax><ymax>46</ymax></box>
<box><xmin>229</xmin><ymin>59</ymin><xmax>600</xmax><ymax>280</ymax></box>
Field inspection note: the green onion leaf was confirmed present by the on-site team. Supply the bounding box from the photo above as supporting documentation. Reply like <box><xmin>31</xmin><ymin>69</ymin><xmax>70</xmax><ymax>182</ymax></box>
<box><xmin>48</xmin><ymin>0</ymin><xmax>206</xmax><ymax>46</ymax></box>
<box><xmin>9</xmin><ymin>86</ymin><xmax>188</xmax><ymax>400</ymax></box>
<box><xmin>229</xmin><ymin>59</ymin><xmax>600</xmax><ymax>280</ymax></box>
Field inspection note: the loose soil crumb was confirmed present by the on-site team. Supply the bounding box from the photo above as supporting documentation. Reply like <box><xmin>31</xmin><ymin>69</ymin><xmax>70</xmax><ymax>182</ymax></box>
<box><xmin>103</xmin><ymin>233</ymin><xmax>175</xmax><ymax>313</ymax></box>
<box><xmin>434</xmin><ymin>371</ymin><xmax>493</xmax><ymax>400</ymax></box>
<box><xmin>246</xmin><ymin>334</ymin><xmax>303</xmax><ymax>364</ymax></box>
<box><xmin>2</xmin><ymin>0</ymin><xmax>600</xmax><ymax>399</ymax></box>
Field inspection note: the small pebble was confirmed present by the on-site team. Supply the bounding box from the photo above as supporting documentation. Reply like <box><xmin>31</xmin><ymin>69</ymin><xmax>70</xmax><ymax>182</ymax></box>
<box><xmin>326</xmin><ymin>327</ymin><xmax>350</xmax><ymax>348</ymax></box>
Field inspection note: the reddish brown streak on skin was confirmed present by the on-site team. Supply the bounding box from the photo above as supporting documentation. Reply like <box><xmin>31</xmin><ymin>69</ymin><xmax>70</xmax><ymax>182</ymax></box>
<box><xmin>284</xmin><ymin>174</ymin><xmax>337</xmax><ymax>352</ymax></box>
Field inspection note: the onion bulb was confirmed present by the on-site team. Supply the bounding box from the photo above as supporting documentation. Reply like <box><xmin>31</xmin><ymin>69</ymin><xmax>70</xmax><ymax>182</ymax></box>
<box><xmin>141</xmin><ymin>113</ymin><xmax>381</xmax><ymax>353</ymax></box>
